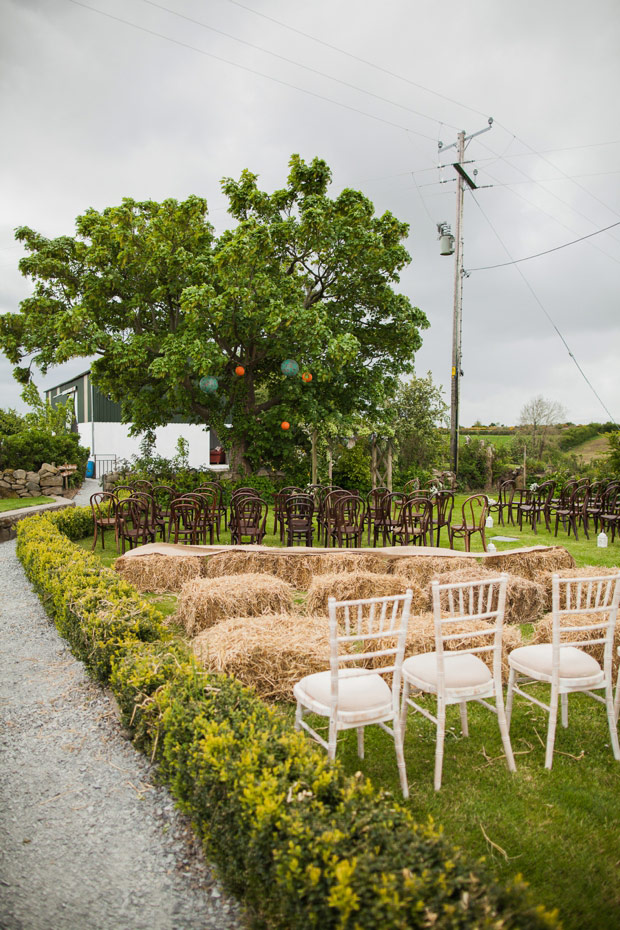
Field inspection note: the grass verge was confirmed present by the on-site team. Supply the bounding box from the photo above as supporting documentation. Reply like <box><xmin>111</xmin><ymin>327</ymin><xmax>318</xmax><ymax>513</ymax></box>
<box><xmin>0</xmin><ymin>495</ymin><xmax>55</xmax><ymax>512</ymax></box>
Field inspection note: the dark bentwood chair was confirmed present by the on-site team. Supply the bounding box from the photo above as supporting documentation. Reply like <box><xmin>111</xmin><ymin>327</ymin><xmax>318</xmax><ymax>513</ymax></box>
<box><xmin>90</xmin><ymin>492</ymin><xmax>118</xmax><ymax>551</ymax></box>
<box><xmin>284</xmin><ymin>493</ymin><xmax>315</xmax><ymax>547</ymax></box>
<box><xmin>392</xmin><ymin>496</ymin><xmax>433</xmax><ymax>546</ymax></box>
<box><xmin>449</xmin><ymin>494</ymin><xmax>489</xmax><ymax>552</ymax></box>
<box><xmin>231</xmin><ymin>496</ymin><xmax>269</xmax><ymax>545</ymax></box>
<box><xmin>330</xmin><ymin>494</ymin><xmax>366</xmax><ymax>548</ymax></box>
<box><xmin>488</xmin><ymin>480</ymin><xmax>515</xmax><ymax>527</ymax></box>
<box><xmin>168</xmin><ymin>497</ymin><xmax>203</xmax><ymax>546</ymax></box>
<box><xmin>116</xmin><ymin>497</ymin><xmax>156</xmax><ymax>554</ymax></box>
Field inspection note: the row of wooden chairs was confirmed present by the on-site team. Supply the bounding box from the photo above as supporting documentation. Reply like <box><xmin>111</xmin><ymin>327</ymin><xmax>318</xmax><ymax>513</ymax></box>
<box><xmin>295</xmin><ymin>572</ymin><xmax>620</xmax><ymax>794</ymax></box>
<box><xmin>94</xmin><ymin>480</ymin><xmax>496</xmax><ymax>553</ymax></box>
<box><xmin>491</xmin><ymin>478</ymin><xmax>620</xmax><ymax>541</ymax></box>
<box><xmin>91</xmin><ymin>481</ymin><xmax>227</xmax><ymax>553</ymax></box>
<box><xmin>230</xmin><ymin>486</ymin><xmax>491</xmax><ymax>552</ymax></box>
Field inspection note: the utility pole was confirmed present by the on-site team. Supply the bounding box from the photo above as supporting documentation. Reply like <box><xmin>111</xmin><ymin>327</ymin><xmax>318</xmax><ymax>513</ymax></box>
<box><xmin>450</xmin><ymin>130</ymin><xmax>465</xmax><ymax>476</ymax></box>
<box><xmin>438</xmin><ymin>118</ymin><xmax>493</xmax><ymax>476</ymax></box>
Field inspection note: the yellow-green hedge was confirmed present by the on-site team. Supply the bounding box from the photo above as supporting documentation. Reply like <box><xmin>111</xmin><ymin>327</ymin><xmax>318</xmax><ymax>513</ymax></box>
<box><xmin>16</xmin><ymin>512</ymin><xmax>559</xmax><ymax>930</ymax></box>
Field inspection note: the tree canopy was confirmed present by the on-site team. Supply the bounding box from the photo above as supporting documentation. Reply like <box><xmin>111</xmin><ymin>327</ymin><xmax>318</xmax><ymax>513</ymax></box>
<box><xmin>0</xmin><ymin>155</ymin><xmax>428</xmax><ymax>473</ymax></box>
<box><xmin>519</xmin><ymin>395</ymin><xmax>567</xmax><ymax>459</ymax></box>
<box><xmin>393</xmin><ymin>371</ymin><xmax>448</xmax><ymax>476</ymax></box>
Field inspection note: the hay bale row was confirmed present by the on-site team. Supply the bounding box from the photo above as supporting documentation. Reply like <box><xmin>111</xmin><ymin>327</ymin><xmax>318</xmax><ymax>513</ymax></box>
<box><xmin>191</xmin><ymin>610</ymin><xmax>525</xmax><ymax>702</ymax></box>
<box><xmin>115</xmin><ymin>553</ymin><xmax>207</xmax><ymax>593</ymax></box>
<box><xmin>426</xmin><ymin>566</ymin><xmax>546</xmax><ymax>626</ymax></box>
<box><xmin>531</xmin><ymin>610</ymin><xmax>620</xmax><ymax>678</ymax></box>
<box><xmin>205</xmin><ymin>549</ymin><xmax>390</xmax><ymax>589</ymax></box>
<box><xmin>192</xmin><ymin>613</ymin><xmax>330</xmax><ymax>702</ymax></box>
<box><xmin>176</xmin><ymin>573</ymin><xmax>294</xmax><ymax>637</ymax></box>
<box><xmin>537</xmin><ymin>565</ymin><xmax>620</xmax><ymax>611</ymax></box>
<box><xmin>305</xmin><ymin>571</ymin><xmax>427</xmax><ymax>616</ymax></box>
<box><xmin>483</xmin><ymin>546</ymin><xmax>575</xmax><ymax>582</ymax></box>
<box><xmin>389</xmin><ymin>555</ymin><xmax>473</xmax><ymax>588</ymax></box>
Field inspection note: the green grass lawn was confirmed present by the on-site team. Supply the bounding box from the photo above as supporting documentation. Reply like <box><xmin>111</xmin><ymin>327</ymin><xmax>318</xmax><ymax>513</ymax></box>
<box><xmin>460</xmin><ymin>433</ymin><xmax>516</xmax><ymax>449</ymax></box>
<box><xmin>73</xmin><ymin>501</ymin><xmax>620</xmax><ymax>929</ymax></box>
<box><xmin>0</xmin><ymin>495</ymin><xmax>55</xmax><ymax>512</ymax></box>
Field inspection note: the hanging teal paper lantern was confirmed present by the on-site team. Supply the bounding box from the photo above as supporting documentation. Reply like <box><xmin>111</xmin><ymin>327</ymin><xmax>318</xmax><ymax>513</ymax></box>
<box><xmin>200</xmin><ymin>376</ymin><xmax>218</xmax><ymax>394</ymax></box>
<box><xmin>281</xmin><ymin>359</ymin><xmax>299</xmax><ymax>377</ymax></box>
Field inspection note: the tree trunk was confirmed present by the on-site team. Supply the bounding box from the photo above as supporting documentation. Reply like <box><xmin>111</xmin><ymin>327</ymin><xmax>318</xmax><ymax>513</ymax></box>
<box><xmin>226</xmin><ymin>436</ymin><xmax>252</xmax><ymax>478</ymax></box>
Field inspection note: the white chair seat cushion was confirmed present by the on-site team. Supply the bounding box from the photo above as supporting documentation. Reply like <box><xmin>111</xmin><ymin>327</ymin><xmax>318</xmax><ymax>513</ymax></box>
<box><xmin>509</xmin><ymin>644</ymin><xmax>601</xmax><ymax>679</ymax></box>
<box><xmin>402</xmin><ymin>651</ymin><xmax>491</xmax><ymax>690</ymax></box>
<box><xmin>295</xmin><ymin>668</ymin><xmax>392</xmax><ymax>713</ymax></box>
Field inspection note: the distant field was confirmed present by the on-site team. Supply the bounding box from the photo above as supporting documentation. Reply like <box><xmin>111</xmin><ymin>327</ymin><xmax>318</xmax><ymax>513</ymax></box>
<box><xmin>571</xmin><ymin>434</ymin><xmax>611</xmax><ymax>463</ymax></box>
<box><xmin>459</xmin><ymin>433</ymin><xmax>514</xmax><ymax>449</ymax></box>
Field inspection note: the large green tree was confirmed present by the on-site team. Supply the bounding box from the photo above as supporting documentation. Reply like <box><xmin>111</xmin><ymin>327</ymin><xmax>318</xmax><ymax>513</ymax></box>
<box><xmin>393</xmin><ymin>371</ymin><xmax>448</xmax><ymax>474</ymax></box>
<box><xmin>0</xmin><ymin>156</ymin><xmax>428</xmax><ymax>474</ymax></box>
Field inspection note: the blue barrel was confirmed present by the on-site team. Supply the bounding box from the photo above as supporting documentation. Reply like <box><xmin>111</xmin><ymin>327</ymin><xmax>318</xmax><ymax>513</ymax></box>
<box><xmin>86</xmin><ymin>460</ymin><xmax>95</xmax><ymax>478</ymax></box>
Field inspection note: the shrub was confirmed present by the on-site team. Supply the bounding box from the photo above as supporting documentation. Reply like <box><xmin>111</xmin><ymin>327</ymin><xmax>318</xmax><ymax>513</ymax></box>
<box><xmin>0</xmin><ymin>428</ymin><xmax>89</xmax><ymax>473</ymax></box>
<box><xmin>49</xmin><ymin>504</ymin><xmax>94</xmax><ymax>539</ymax></box>
<box><xmin>15</xmin><ymin>511</ymin><xmax>559</xmax><ymax>930</ymax></box>
<box><xmin>332</xmin><ymin>440</ymin><xmax>372</xmax><ymax>494</ymax></box>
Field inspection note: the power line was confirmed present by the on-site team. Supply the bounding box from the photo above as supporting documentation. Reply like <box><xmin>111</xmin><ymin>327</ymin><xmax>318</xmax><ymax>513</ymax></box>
<box><xmin>481</xmin><ymin>169</ymin><xmax>620</xmax><ymax>267</ymax></box>
<box><xmin>224</xmin><ymin>0</ymin><xmax>492</xmax><ymax>121</ymax></box>
<box><xmin>469</xmin><ymin>193</ymin><xmax>618</xmax><ymax>426</ymax></box>
<box><xmin>66</xmin><ymin>0</ymin><xmax>438</xmax><ymax>141</ymax></box>
<box><xmin>494</xmin><ymin>120</ymin><xmax>620</xmax><ymax>224</ymax></box>
<box><xmin>475</xmin><ymin>139</ymin><xmax>620</xmax><ymax>161</ymax></box>
<box><xmin>472</xmin><ymin>135</ymin><xmax>620</xmax><ymax>261</ymax></box>
<box><xmin>138</xmin><ymin>0</ymin><xmax>456</xmax><ymax>131</ymax></box>
<box><xmin>468</xmin><ymin>221</ymin><xmax>620</xmax><ymax>271</ymax></box>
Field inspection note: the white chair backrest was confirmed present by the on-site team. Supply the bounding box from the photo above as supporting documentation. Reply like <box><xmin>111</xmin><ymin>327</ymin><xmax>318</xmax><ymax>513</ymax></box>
<box><xmin>327</xmin><ymin>591</ymin><xmax>413</xmax><ymax>699</ymax></box>
<box><xmin>431</xmin><ymin>573</ymin><xmax>508</xmax><ymax>681</ymax></box>
<box><xmin>551</xmin><ymin>573</ymin><xmax>620</xmax><ymax>666</ymax></box>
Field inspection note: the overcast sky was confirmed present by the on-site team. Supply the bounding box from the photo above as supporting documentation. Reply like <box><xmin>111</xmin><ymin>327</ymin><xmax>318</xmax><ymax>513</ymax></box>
<box><xmin>1</xmin><ymin>0</ymin><xmax>619</xmax><ymax>427</ymax></box>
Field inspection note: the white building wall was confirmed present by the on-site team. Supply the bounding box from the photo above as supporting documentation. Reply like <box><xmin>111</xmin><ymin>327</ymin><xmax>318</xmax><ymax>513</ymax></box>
<box><xmin>77</xmin><ymin>422</ymin><xmax>214</xmax><ymax>469</ymax></box>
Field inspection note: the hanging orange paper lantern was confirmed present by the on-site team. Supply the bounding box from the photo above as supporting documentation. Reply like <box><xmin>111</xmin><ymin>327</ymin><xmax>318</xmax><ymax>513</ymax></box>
<box><xmin>235</xmin><ymin>365</ymin><xmax>245</xmax><ymax>376</ymax></box>
<box><xmin>281</xmin><ymin>421</ymin><xmax>290</xmax><ymax>431</ymax></box>
<box><xmin>301</xmin><ymin>371</ymin><xmax>313</xmax><ymax>382</ymax></box>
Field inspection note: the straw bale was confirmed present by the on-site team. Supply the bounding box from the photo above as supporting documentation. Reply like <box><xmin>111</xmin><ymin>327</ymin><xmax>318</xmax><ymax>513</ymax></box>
<box><xmin>426</xmin><ymin>567</ymin><xmax>545</xmax><ymax>626</ymax></box>
<box><xmin>114</xmin><ymin>553</ymin><xmax>207</xmax><ymax>593</ymax></box>
<box><xmin>204</xmin><ymin>549</ymin><xmax>389</xmax><ymax>590</ymax></box>
<box><xmin>531</xmin><ymin>610</ymin><xmax>620</xmax><ymax>678</ymax></box>
<box><xmin>483</xmin><ymin>546</ymin><xmax>575</xmax><ymax>582</ymax></box>
<box><xmin>537</xmin><ymin>565</ymin><xmax>620</xmax><ymax>611</ymax></box>
<box><xmin>191</xmin><ymin>613</ymin><xmax>330</xmax><ymax>702</ymax></box>
<box><xmin>176</xmin><ymin>573</ymin><xmax>294</xmax><ymax>637</ymax></box>
<box><xmin>305</xmin><ymin>571</ymin><xmax>425</xmax><ymax>616</ymax></box>
<box><xmin>389</xmin><ymin>555</ymin><xmax>473</xmax><ymax>589</ymax></box>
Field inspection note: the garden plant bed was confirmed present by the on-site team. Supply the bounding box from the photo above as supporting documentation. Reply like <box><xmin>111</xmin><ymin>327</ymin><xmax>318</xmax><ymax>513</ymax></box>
<box><xmin>33</xmin><ymin>502</ymin><xmax>620</xmax><ymax>929</ymax></box>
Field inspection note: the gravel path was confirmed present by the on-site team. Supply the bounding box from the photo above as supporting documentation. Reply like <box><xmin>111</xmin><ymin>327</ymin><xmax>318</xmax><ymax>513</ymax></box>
<box><xmin>0</xmin><ymin>528</ymin><xmax>246</xmax><ymax>928</ymax></box>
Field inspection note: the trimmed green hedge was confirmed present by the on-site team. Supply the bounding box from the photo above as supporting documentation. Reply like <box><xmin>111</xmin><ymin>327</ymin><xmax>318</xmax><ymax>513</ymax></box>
<box><xmin>16</xmin><ymin>512</ymin><xmax>559</xmax><ymax>930</ymax></box>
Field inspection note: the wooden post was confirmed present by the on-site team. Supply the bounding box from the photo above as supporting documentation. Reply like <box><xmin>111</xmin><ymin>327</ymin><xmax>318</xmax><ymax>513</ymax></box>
<box><xmin>386</xmin><ymin>442</ymin><xmax>393</xmax><ymax>492</ymax></box>
<box><xmin>371</xmin><ymin>437</ymin><xmax>378</xmax><ymax>488</ymax></box>
<box><xmin>311</xmin><ymin>430</ymin><xmax>318</xmax><ymax>485</ymax></box>
<box><xmin>327</xmin><ymin>446</ymin><xmax>333</xmax><ymax>484</ymax></box>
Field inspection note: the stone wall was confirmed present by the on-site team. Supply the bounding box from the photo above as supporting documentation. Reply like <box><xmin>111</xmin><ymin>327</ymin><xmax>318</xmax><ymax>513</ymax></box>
<box><xmin>0</xmin><ymin>464</ymin><xmax>74</xmax><ymax>500</ymax></box>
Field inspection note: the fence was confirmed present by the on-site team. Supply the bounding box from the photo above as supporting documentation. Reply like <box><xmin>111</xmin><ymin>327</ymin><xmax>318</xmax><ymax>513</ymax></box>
<box><xmin>93</xmin><ymin>454</ymin><xmax>118</xmax><ymax>479</ymax></box>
